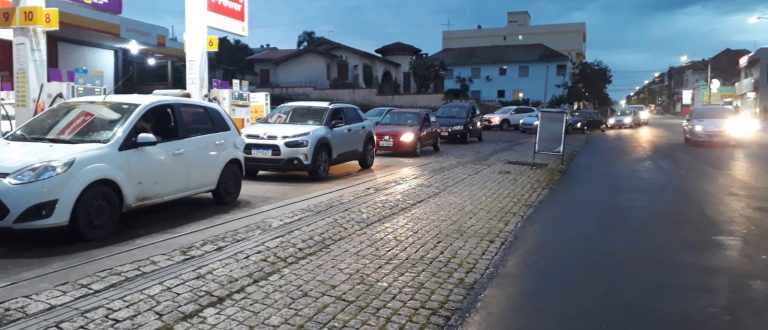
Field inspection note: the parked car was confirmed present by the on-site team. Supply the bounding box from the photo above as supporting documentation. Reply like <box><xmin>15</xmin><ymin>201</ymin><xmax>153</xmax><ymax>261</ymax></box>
<box><xmin>568</xmin><ymin>109</ymin><xmax>607</xmax><ymax>134</ymax></box>
<box><xmin>374</xmin><ymin>109</ymin><xmax>440</xmax><ymax>156</ymax></box>
<box><xmin>519</xmin><ymin>112</ymin><xmax>540</xmax><ymax>133</ymax></box>
<box><xmin>627</xmin><ymin>104</ymin><xmax>650</xmax><ymax>125</ymax></box>
<box><xmin>0</xmin><ymin>102</ymin><xmax>14</xmax><ymax>136</ymax></box>
<box><xmin>608</xmin><ymin>108</ymin><xmax>642</xmax><ymax>128</ymax></box>
<box><xmin>240</xmin><ymin>101</ymin><xmax>375</xmax><ymax>180</ymax></box>
<box><xmin>365</xmin><ymin>107</ymin><xmax>395</xmax><ymax>126</ymax></box>
<box><xmin>0</xmin><ymin>95</ymin><xmax>245</xmax><ymax>240</ymax></box>
<box><xmin>682</xmin><ymin>106</ymin><xmax>761</xmax><ymax>145</ymax></box>
<box><xmin>436</xmin><ymin>102</ymin><xmax>484</xmax><ymax>143</ymax></box>
<box><xmin>482</xmin><ymin>106</ymin><xmax>537</xmax><ymax>130</ymax></box>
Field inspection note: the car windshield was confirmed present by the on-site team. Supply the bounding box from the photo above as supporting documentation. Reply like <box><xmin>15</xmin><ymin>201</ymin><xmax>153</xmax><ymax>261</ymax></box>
<box><xmin>366</xmin><ymin>108</ymin><xmax>390</xmax><ymax>117</ymax></box>
<box><xmin>494</xmin><ymin>108</ymin><xmax>515</xmax><ymax>114</ymax></box>
<box><xmin>616</xmin><ymin>109</ymin><xmax>633</xmax><ymax>116</ymax></box>
<box><xmin>380</xmin><ymin>112</ymin><xmax>421</xmax><ymax>126</ymax></box>
<box><xmin>691</xmin><ymin>107</ymin><xmax>734</xmax><ymax>120</ymax></box>
<box><xmin>264</xmin><ymin>105</ymin><xmax>328</xmax><ymax>125</ymax></box>
<box><xmin>4</xmin><ymin>101</ymin><xmax>138</xmax><ymax>144</ymax></box>
<box><xmin>437</xmin><ymin>105</ymin><xmax>470</xmax><ymax>119</ymax></box>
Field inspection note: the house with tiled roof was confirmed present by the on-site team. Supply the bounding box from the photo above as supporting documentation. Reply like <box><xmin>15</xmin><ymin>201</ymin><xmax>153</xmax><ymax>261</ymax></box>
<box><xmin>248</xmin><ymin>38</ymin><xmax>417</xmax><ymax>93</ymax></box>
<box><xmin>430</xmin><ymin>43</ymin><xmax>571</xmax><ymax>103</ymax></box>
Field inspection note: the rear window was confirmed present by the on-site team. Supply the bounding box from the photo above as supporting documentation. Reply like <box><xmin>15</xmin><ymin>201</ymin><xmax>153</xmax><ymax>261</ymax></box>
<box><xmin>207</xmin><ymin>107</ymin><xmax>232</xmax><ymax>133</ymax></box>
<box><xmin>366</xmin><ymin>108</ymin><xmax>389</xmax><ymax>117</ymax></box>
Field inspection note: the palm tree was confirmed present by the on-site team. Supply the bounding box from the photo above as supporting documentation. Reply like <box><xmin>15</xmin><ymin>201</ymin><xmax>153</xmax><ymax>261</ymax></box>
<box><xmin>296</xmin><ymin>30</ymin><xmax>317</xmax><ymax>49</ymax></box>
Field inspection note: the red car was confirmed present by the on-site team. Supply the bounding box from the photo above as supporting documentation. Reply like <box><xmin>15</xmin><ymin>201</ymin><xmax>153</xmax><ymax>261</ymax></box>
<box><xmin>374</xmin><ymin>109</ymin><xmax>441</xmax><ymax>156</ymax></box>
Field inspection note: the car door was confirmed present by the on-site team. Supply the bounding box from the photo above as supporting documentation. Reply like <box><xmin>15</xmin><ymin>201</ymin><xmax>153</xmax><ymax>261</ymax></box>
<box><xmin>327</xmin><ymin>107</ymin><xmax>353</xmax><ymax>160</ymax></box>
<box><xmin>121</xmin><ymin>103</ymin><xmax>189</xmax><ymax>205</ymax></box>
<box><xmin>418</xmin><ymin>112</ymin><xmax>433</xmax><ymax>146</ymax></box>
<box><xmin>510</xmin><ymin>107</ymin><xmax>529</xmax><ymax>124</ymax></box>
<box><xmin>177</xmin><ymin>103</ymin><xmax>229</xmax><ymax>191</ymax></box>
<box><xmin>342</xmin><ymin>107</ymin><xmax>367</xmax><ymax>154</ymax></box>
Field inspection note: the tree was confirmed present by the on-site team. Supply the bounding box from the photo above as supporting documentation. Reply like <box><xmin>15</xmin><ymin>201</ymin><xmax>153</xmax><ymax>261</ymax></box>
<box><xmin>409</xmin><ymin>54</ymin><xmax>446</xmax><ymax>94</ymax></box>
<box><xmin>212</xmin><ymin>37</ymin><xmax>255</xmax><ymax>80</ymax></box>
<box><xmin>559</xmin><ymin>60</ymin><xmax>613</xmax><ymax>109</ymax></box>
<box><xmin>444</xmin><ymin>75</ymin><xmax>473</xmax><ymax>100</ymax></box>
<box><xmin>296</xmin><ymin>30</ymin><xmax>318</xmax><ymax>49</ymax></box>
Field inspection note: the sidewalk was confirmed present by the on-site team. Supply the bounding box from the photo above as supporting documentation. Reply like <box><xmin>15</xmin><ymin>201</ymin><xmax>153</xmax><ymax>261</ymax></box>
<box><xmin>0</xmin><ymin>136</ymin><xmax>585</xmax><ymax>330</ymax></box>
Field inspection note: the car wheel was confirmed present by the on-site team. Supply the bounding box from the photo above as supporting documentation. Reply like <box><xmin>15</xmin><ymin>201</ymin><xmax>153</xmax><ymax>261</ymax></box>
<box><xmin>70</xmin><ymin>184</ymin><xmax>120</xmax><ymax>241</ymax></box>
<box><xmin>462</xmin><ymin>132</ymin><xmax>470</xmax><ymax>144</ymax></box>
<box><xmin>565</xmin><ymin>125</ymin><xmax>573</xmax><ymax>135</ymax></box>
<box><xmin>412</xmin><ymin>140</ymin><xmax>422</xmax><ymax>157</ymax></box>
<box><xmin>478</xmin><ymin>131</ymin><xmax>484</xmax><ymax>142</ymax></box>
<box><xmin>244</xmin><ymin>169</ymin><xmax>259</xmax><ymax>178</ymax></box>
<box><xmin>520</xmin><ymin>129</ymin><xmax>527</xmax><ymax>134</ymax></box>
<box><xmin>433</xmin><ymin>136</ymin><xmax>441</xmax><ymax>151</ymax></box>
<box><xmin>309</xmin><ymin>147</ymin><xmax>330</xmax><ymax>180</ymax></box>
<box><xmin>500</xmin><ymin>121</ymin><xmax>510</xmax><ymax>131</ymax></box>
<box><xmin>358</xmin><ymin>139</ymin><xmax>375</xmax><ymax>169</ymax></box>
<box><xmin>684</xmin><ymin>136</ymin><xmax>690</xmax><ymax>144</ymax></box>
<box><xmin>212</xmin><ymin>163</ymin><xmax>242</xmax><ymax>205</ymax></box>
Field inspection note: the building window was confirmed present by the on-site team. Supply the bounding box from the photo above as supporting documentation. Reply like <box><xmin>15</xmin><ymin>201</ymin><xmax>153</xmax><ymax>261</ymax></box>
<box><xmin>497</xmin><ymin>89</ymin><xmax>506</xmax><ymax>99</ymax></box>
<box><xmin>470</xmin><ymin>90</ymin><xmax>481</xmax><ymax>100</ymax></box>
<box><xmin>445</xmin><ymin>69</ymin><xmax>454</xmax><ymax>80</ymax></box>
<box><xmin>471</xmin><ymin>67</ymin><xmax>481</xmax><ymax>79</ymax></box>
<box><xmin>499</xmin><ymin>66</ymin><xmax>507</xmax><ymax>76</ymax></box>
<box><xmin>556</xmin><ymin>64</ymin><xmax>567</xmax><ymax>76</ymax></box>
<box><xmin>513</xmin><ymin>89</ymin><xmax>524</xmax><ymax>101</ymax></box>
<box><xmin>518</xmin><ymin>65</ymin><xmax>529</xmax><ymax>78</ymax></box>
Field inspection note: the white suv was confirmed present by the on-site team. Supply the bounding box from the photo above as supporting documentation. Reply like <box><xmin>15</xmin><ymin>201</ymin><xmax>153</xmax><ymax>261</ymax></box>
<box><xmin>0</xmin><ymin>95</ymin><xmax>245</xmax><ymax>240</ymax></box>
<box><xmin>241</xmin><ymin>101</ymin><xmax>375</xmax><ymax>180</ymax></box>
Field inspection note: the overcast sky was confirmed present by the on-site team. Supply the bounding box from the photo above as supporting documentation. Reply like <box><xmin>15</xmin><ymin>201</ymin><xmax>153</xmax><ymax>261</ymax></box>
<box><xmin>124</xmin><ymin>0</ymin><xmax>768</xmax><ymax>101</ymax></box>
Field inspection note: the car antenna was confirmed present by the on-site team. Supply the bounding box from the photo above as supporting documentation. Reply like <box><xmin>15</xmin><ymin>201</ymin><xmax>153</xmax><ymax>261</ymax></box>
<box><xmin>103</xmin><ymin>69</ymin><xmax>134</xmax><ymax>101</ymax></box>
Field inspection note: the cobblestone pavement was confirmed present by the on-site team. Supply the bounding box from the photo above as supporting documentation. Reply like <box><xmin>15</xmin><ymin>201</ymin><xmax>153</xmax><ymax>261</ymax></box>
<box><xmin>0</xmin><ymin>133</ymin><xmax>586</xmax><ymax>330</ymax></box>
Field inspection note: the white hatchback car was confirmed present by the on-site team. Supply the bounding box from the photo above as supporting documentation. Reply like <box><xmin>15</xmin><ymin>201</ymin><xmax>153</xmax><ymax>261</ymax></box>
<box><xmin>241</xmin><ymin>101</ymin><xmax>375</xmax><ymax>180</ymax></box>
<box><xmin>0</xmin><ymin>95</ymin><xmax>245</xmax><ymax>240</ymax></box>
<box><xmin>483</xmin><ymin>106</ymin><xmax>537</xmax><ymax>130</ymax></box>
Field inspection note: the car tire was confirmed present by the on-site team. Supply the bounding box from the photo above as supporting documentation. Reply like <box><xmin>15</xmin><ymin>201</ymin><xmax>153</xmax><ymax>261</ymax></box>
<box><xmin>245</xmin><ymin>169</ymin><xmax>259</xmax><ymax>178</ymax></box>
<box><xmin>520</xmin><ymin>129</ymin><xmax>527</xmax><ymax>134</ymax></box>
<box><xmin>213</xmin><ymin>163</ymin><xmax>242</xmax><ymax>205</ymax></box>
<box><xmin>462</xmin><ymin>132</ymin><xmax>470</xmax><ymax>144</ymax></box>
<box><xmin>412</xmin><ymin>140</ymin><xmax>422</xmax><ymax>157</ymax></box>
<box><xmin>309</xmin><ymin>146</ymin><xmax>331</xmax><ymax>180</ymax></box>
<box><xmin>358</xmin><ymin>139</ymin><xmax>375</xmax><ymax>169</ymax></box>
<box><xmin>565</xmin><ymin>125</ymin><xmax>573</xmax><ymax>135</ymax></box>
<box><xmin>433</xmin><ymin>137</ymin><xmax>441</xmax><ymax>151</ymax></box>
<box><xmin>70</xmin><ymin>184</ymin><xmax>120</xmax><ymax>241</ymax></box>
<box><xmin>684</xmin><ymin>136</ymin><xmax>690</xmax><ymax>144</ymax></box>
<box><xmin>478</xmin><ymin>131</ymin><xmax>484</xmax><ymax>142</ymax></box>
<box><xmin>500</xmin><ymin>121</ymin><xmax>509</xmax><ymax>131</ymax></box>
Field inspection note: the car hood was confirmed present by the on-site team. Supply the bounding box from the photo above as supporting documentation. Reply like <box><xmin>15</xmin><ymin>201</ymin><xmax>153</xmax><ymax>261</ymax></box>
<box><xmin>241</xmin><ymin>124</ymin><xmax>319</xmax><ymax>138</ymax></box>
<box><xmin>0</xmin><ymin>140</ymin><xmax>104</xmax><ymax>173</ymax></box>
<box><xmin>436</xmin><ymin>118</ymin><xmax>468</xmax><ymax>127</ymax></box>
<box><xmin>483</xmin><ymin>114</ymin><xmax>503</xmax><ymax>119</ymax></box>
<box><xmin>521</xmin><ymin>116</ymin><xmax>538</xmax><ymax>124</ymax></box>
<box><xmin>691</xmin><ymin>119</ymin><xmax>729</xmax><ymax>132</ymax></box>
<box><xmin>612</xmin><ymin>115</ymin><xmax>631</xmax><ymax>121</ymax></box>
<box><xmin>374</xmin><ymin>125</ymin><xmax>419</xmax><ymax>135</ymax></box>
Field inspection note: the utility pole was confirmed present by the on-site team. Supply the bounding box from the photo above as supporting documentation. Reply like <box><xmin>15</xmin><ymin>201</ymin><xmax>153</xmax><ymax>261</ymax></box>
<box><xmin>707</xmin><ymin>59</ymin><xmax>711</xmax><ymax>105</ymax></box>
<box><xmin>441</xmin><ymin>19</ymin><xmax>453</xmax><ymax>31</ymax></box>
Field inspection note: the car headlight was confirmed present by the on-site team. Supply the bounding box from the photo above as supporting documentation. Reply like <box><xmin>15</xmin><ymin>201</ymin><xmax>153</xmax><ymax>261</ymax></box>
<box><xmin>284</xmin><ymin>140</ymin><xmax>310</xmax><ymax>148</ymax></box>
<box><xmin>640</xmin><ymin>112</ymin><xmax>650</xmax><ymax>120</ymax></box>
<box><xmin>725</xmin><ymin>118</ymin><xmax>760</xmax><ymax>138</ymax></box>
<box><xmin>623</xmin><ymin>118</ymin><xmax>632</xmax><ymax>124</ymax></box>
<box><xmin>519</xmin><ymin>119</ymin><xmax>524</xmax><ymax>125</ymax></box>
<box><xmin>694</xmin><ymin>125</ymin><xmax>704</xmax><ymax>132</ymax></box>
<box><xmin>7</xmin><ymin>159</ymin><xmax>75</xmax><ymax>185</ymax></box>
<box><xmin>284</xmin><ymin>132</ymin><xmax>310</xmax><ymax>139</ymax></box>
<box><xmin>534</xmin><ymin>121</ymin><xmax>539</xmax><ymax>126</ymax></box>
<box><xmin>608</xmin><ymin>118</ymin><xmax>615</xmax><ymax>124</ymax></box>
<box><xmin>400</xmin><ymin>132</ymin><xmax>416</xmax><ymax>142</ymax></box>
<box><xmin>452</xmin><ymin>125</ymin><xmax>464</xmax><ymax>131</ymax></box>
<box><xmin>576</xmin><ymin>122</ymin><xmax>582</xmax><ymax>128</ymax></box>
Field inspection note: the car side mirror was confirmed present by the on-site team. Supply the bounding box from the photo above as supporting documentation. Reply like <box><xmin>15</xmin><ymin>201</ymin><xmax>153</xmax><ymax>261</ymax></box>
<box><xmin>331</xmin><ymin>119</ymin><xmax>345</xmax><ymax>129</ymax></box>
<box><xmin>136</xmin><ymin>133</ymin><xmax>158</xmax><ymax>147</ymax></box>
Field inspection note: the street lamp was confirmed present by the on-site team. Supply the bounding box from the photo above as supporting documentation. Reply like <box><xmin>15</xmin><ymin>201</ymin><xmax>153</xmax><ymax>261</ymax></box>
<box><xmin>680</xmin><ymin>55</ymin><xmax>689</xmax><ymax>63</ymax></box>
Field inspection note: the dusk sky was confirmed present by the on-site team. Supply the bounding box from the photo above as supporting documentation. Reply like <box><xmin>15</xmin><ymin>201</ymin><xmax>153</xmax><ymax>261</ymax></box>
<box><xmin>124</xmin><ymin>0</ymin><xmax>768</xmax><ymax>101</ymax></box>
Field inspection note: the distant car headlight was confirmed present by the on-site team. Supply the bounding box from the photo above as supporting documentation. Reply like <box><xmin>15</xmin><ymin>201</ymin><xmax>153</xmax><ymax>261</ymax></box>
<box><xmin>7</xmin><ymin>158</ymin><xmax>75</xmax><ymax>185</ymax></box>
<box><xmin>623</xmin><ymin>118</ymin><xmax>632</xmax><ymax>124</ymax></box>
<box><xmin>400</xmin><ymin>132</ymin><xmax>416</xmax><ymax>142</ymax></box>
<box><xmin>725</xmin><ymin>117</ymin><xmax>760</xmax><ymax>138</ymax></box>
<box><xmin>640</xmin><ymin>112</ymin><xmax>650</xmax><ymax>120</ymax></box>
<box><xmin>694</xmin><ymin>125</ymin><xmax>704</xmax><ymax>132</ymax></box>
<box><xmin>608</xmin><ymin>118</ymin><xmax>615</xmax><ymax>124</ymax></box>
<box><xmin>452</xmin><ymin>125</ymin><xmax>464</xmax><ymax>131</ymax></box>
<box><xmin>284</xmin><ymin>140</ymin><xmax>309</xmax><ymax>148</ymax></box>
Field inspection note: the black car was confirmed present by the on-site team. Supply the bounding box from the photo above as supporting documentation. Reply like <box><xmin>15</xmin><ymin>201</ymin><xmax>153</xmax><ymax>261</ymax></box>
<box><xmin>435</xmin><ymin>103</ymin><xmax>484</xmax><ymax>143</ymax></box>
<box><xmin>568</xmin><ymin>109</ymin><xmax>607</xmax><ymax>134</ymax></box>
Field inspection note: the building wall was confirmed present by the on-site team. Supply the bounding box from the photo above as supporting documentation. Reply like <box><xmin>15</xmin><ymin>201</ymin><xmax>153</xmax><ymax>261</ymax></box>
<box><xmin>443</xmin><ymin>22</ymin><xmax>586</xmax><ymax>62</ymax></box>
<box><xmin>443</xmin><ymin>61</ymin><xmax>569</xmax><ymax>102</ymax></box>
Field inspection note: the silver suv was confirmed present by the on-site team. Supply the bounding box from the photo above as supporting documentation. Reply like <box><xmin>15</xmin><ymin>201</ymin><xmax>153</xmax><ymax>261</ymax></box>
<box><xmin>240</xmin><ymin>102</ymin><xmax>376</xmax><ymax>180</ymax></box>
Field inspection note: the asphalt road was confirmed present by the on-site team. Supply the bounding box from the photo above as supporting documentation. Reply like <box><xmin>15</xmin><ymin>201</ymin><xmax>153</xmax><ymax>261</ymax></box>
<box><xmin>464</xmin><ymin>116</ymin><xmax>768</xmax><ymax>330</ymax></box>
<box><xmin>0</xmin><ymin>128</ymin><xmax>529</xmax><ymax>299</ymax></box>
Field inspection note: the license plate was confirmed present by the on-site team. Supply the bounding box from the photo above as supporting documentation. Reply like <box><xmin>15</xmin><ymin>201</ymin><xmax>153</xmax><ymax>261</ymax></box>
<box><xmin>250</xmin><ymin>148</ymin><xmax>272</xmax><ymax>157</ymax></box>
<box><xmin>380</xmin><ymin>141</ymin><xmax>394</xmax><ymax>147</ymax></box>
<box><xmin>440</xmin><ymin>132</ymin><xmax>449</xmax><ymax>136</ymax></box>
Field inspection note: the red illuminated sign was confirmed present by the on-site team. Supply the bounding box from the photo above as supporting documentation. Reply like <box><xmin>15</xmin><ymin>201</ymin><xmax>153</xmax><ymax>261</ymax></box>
<box><xmin>208</xmin><ymin>0</ymin><xmax>245</xmax><ymax>22</ymax></box>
